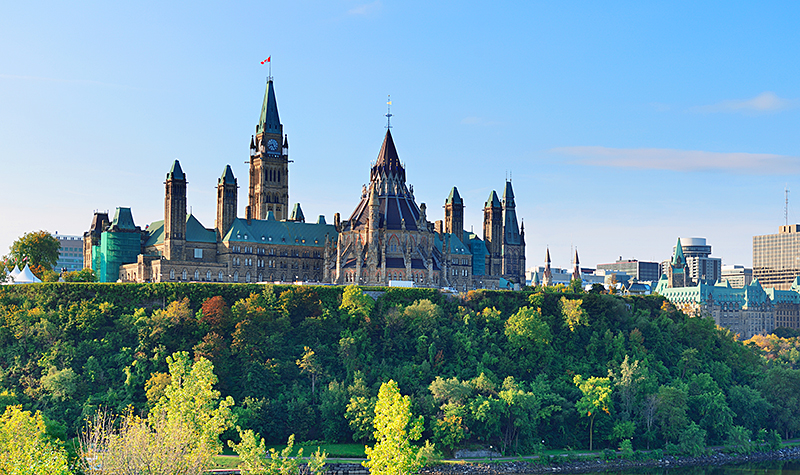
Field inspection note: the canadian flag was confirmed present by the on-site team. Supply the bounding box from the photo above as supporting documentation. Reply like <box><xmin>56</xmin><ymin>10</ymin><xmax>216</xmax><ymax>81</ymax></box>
<box><xmin>261</xmin><ymin>56</ymin><xmax>271</xmax><ymax>64</ymax></box>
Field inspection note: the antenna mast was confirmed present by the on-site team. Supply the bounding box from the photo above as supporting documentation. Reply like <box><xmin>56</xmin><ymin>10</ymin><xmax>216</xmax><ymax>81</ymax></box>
<box><xmin>385</xmin><ymin>95</ymin><xmax>392</xmax><ymax>129</ymax></box>
<box><xmin>786</xmin><ymin>186</ymin><xmax>790</xmax><ymax>226</ymax></box>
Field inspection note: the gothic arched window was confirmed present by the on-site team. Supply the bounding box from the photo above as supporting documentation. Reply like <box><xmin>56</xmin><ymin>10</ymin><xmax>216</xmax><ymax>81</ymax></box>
<box><xmin>218</xmin><ymin>271</ymin><xmax>224</xmax><ymax>281</ymax></box>
<box><xmin>170</xmin><ymin>269</ymin><xmax>175</xmax><ymax>280</ymax></box>
<box><xmin>182</xmin><ymin>269</ymin><xmax>187</xmax><ymax>280</ymax></box>
<box><xmin>194</xmin><ymin>270</ymin><xmax>199</xmax><ymax>280</ymax></box>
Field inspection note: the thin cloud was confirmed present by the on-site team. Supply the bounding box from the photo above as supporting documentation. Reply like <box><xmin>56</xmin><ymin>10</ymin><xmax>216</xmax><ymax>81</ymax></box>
<box><xmin>348</xmin><ymin>1</ymin><xmax>381</xmax><ymax>16</ymax></box>
<box><xmin>551</xmin><ymin>146</ymin><xmax>800</xmax><ymax>174</ymax></box>
<box><xmin>691</xmin><ymin>91</ymin><xmax>797</xmax><ymax>113</ymax></box>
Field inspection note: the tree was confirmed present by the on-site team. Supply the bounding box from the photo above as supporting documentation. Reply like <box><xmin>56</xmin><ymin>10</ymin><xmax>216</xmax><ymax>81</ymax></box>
<box><xmin>573</xmin><ymin>374</ymin><xmax>612</xmax><ymax>451</ymax></box>
<box><xmin>363</xmin><ymin>380</ymin><xmax>431</xmax><ymax>475</ymax></box>
<box><xmin>6</xmin><ymin>230</ymin><xmax>60</xmax><ymax>273</ymax></box>
<box><xmin>62</xmin><ymin>268</ymin><xmax>97</xmax><ymax>282</ymax></box>
<box><xmin>230</xmin><ymin>432</ymin><xmax>326</xmax><ymax>475</ymax></box>
<box><xmin>340</xmin><ymin>285</ymin><xmax>374</xmax><ymax>322</ymax></box>
<box><xmin>80</xmin><ymin>352</ymin><xmax>235</xmax><ymax>474</ymax></box>
<box><xmin>296</xmin><ymin>346</ymin><xmax>324</xmax><ymax>396</ymax></box>
<box><xmin>0</xmin><ymin>405</ymin><xmax>72</xmax><ymax>475</ymax></box>
<box><xmin>505</xmin><ymin>306</ymin><xmax>551</xmax><ymax>350</ymax></box>
<box><xmin>560</xmin><ymin>297</ymin><xmax>587</xmax><ymax>332</ymax></box>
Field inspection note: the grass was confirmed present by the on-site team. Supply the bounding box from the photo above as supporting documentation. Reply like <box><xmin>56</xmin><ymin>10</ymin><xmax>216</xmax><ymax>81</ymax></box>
<box><xmin>213</xmin><ymin>442</ymin><xmax>368</xmax><ymax>469</ymax></box>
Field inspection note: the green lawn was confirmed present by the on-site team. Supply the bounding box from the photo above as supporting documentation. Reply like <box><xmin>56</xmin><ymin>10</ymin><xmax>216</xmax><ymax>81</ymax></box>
<box><xmin>213</xmin><ymin>442</ymin><xmax>367</xmax><ymax>469</ymax></box>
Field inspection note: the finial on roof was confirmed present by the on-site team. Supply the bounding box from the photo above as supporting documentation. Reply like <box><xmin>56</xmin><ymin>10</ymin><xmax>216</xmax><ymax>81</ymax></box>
<box><xmin>385</xmin><ymin>95</ymin><xmax>392</xmax><ymax>129</ymax></box>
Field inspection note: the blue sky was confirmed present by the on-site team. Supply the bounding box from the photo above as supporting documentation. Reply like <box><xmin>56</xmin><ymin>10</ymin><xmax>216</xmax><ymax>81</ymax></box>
<box><xmin>2</xmin><ymin>1</ymin><xmax>799</xmax><ymax>270</ymax></box>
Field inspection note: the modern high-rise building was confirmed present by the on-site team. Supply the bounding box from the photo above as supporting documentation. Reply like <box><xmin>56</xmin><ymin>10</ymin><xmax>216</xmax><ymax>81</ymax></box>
<box><xmin>54</xmin><ymin>233</ymin><xmax>84</xmax><ymax>273</ymax></box>
<box><xmin>720</xmin><ymin>265</ymin><xmax>753</xmax><ymax>288</ymax></box>
<box><xmin>753</xmin><ymin>225</ymin><xmax>800</xmax><ymax>290</ymax></box>
<box><xmin>596</xmin><ymin>258</ymin><xmax>660</xmax><ymax>282</ymax></box>
<box><xmin>660</xmin><ymin>237</ymin><xmax>721</xmax><ymax>285</ymax></box>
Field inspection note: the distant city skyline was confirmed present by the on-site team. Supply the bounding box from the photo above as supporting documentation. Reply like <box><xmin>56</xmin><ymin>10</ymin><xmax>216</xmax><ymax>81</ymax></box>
<box><xmin>2</xmin><ymin>1</ymin><xmax>799</xmax><ymax>271</ymax></box>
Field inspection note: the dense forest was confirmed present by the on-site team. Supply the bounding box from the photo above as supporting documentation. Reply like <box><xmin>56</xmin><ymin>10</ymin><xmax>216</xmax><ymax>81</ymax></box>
<box><xmin>0</xmin><ymin>283</ymin><xmax>798</xmax><ymax>455</ymax></box>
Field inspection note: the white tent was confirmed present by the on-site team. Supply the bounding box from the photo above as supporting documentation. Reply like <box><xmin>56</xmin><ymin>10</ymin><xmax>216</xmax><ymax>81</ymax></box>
<box><xmin>9</xmin><ymin>265</ymin><xmax>21</xmax><ymax>279</ymax></box>
<box><xmin>12</xmin><ymin>264</ymin><xmax>42</xmax><ymax>284</ymax></box>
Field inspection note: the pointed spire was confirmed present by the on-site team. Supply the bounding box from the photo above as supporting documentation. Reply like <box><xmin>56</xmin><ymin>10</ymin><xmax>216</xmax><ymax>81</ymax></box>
<box><xmin>219</xmin><ymin>165</ymin><xmax>236</xmax><ymax>185</ymax></box>
<box><xmin>446</xmin><ymin>186</ymin><xmax>462</xmax><ymax>205</ymax></box>
<box><xmin>485</xmin><ymin>190</ymin><xmax>501</xmax><ymax>209</ymax></box>
<box><xmin>371</xmin><ymin>129</ymin><xmax>405</xmax><ymax>182</ymax></box>
<box><xmin>545</xmin><ymin>247</ymin><xmax>551</xmax><ymax>264</ymax></box>
<box><xmin>672</xmin><ymin>237</ymin><xmax>685</xmax><ymax>266</ymax></box>
<box><xmin>289</xmin><ymin>203</ymin><xmax>305</xmax><ymax>222</ymax></box>
<box><xmin>283</xmin><ymin>134</ymin><xmax>289</xmax><ymax>148</ymax></box>
<box><xmin>503</xmin><ymin>180</ymin><xmax>516</xmax><ymax>208</ymax></box>
<box><xmin>257</xmin><ymin>79</ymin><xmax>281</xmax><ymax>135</ymax></box>
<box><xmin>167</xmin><ymin>159</ymin><xmax>185</xmax><ymax>180</ymax></box>
<box><xmin>572</xmin><ymin>249</ymin><xmax>581</xmax><ymax>282</ymax></box>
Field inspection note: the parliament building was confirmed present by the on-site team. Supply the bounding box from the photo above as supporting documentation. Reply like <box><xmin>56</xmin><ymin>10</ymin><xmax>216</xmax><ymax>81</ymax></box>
<box><xmin>84</xmin><ymin>77</ymin><xmax>525</xmax><ymax>290</ymax></box>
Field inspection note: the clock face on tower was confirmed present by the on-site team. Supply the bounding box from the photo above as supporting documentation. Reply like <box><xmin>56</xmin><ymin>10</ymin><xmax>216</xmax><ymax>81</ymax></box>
<box><xmin>267</xmin><ymin>139</ymin><xmax>279</xmax><ymax>152</ymax></box>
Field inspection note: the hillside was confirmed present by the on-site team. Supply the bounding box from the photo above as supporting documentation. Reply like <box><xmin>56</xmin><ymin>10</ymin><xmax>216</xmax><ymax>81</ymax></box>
<box><xmin>0</xmin><ymin>283</ymin><xmax>795</xmax><ymax>454</ymax></box>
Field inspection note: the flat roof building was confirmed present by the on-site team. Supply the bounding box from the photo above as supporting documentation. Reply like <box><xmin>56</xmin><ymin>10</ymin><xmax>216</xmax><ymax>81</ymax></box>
<box><xmin>753</xmin><ymin>225</ymin><xmax>800</xmax><ymax>290</ymax></box>
<box><xmin>597</xmin><ymin>258</ymin><xmax>660</xmax><ymax>282</ymax></box>
<box><xmin>54</xmin><ymin>233</ymin><xmax>84</xmax><ymax>273</ymax></box>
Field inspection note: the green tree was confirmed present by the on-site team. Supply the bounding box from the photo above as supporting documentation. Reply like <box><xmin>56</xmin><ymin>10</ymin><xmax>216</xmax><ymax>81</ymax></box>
<box><xmin>0</xmin><ymin>405</ymin><xmax>72</xmax><ymax>475</ymax></box>
<box><xmin>6</xmin><ymin>230</ymin><xmax>60</xmax><ymax>272</ymax></box>
<box><xmin>505</xmin><ymin>306</ymin><xmax>551</xmax><ymax>349</ymax></box>
<box><xmin>230</xmin><ymin>432</ymin><xmax>327</xmax><ymax>475</ymax></box>
<box><xmin>340</xmin><ymin>285</ymin><xmax>374</xmax><ymax>321</ymax></box>
<box><xmin>81</xmin><ymin>351</ymin><xmax>235</xmax><ymax>474</ymax></box>
<box><xmin>573</xmin><ymin>374</ymin><xmax>612</xmax><ymax>451</ymax></box>
<box><xmin>363</xmin><ymin>380</ymin><xmax>431</xmax><ymax>475</ymax></box>
<box><xmin>296</xmin><ymin>346</ymin><xmax>324</xmax><ymax>396</ymax></box>
<box><xmin>62</xmin><ymin>268</ymin><xmax>97</xmax><ymax>282</ymax></box>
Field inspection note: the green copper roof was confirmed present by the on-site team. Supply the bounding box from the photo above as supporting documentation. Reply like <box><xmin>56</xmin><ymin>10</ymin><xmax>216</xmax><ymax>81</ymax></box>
<box><xmin>219</xmin><ymin>165</ymin><xmax>236</xmax><ymax>185</ymax></box>
<box><xmin>435</xmin><ymin>233</ymin><xmax>471</xmax><ymax>255</ymax></box>
<box><xmin>167</xmin><ymin>160</ymin><xmax>185</xmax><ymax>180</ymax></box>
<box><xmin>672</xmin><ymin>237</ymin><xmax>685</xmax><ymax>266</ymax></box>
<box><xmin>289</xmin><ymin>203</ymin><xmax>305</xmax><ymax>222</ymax></box>
<box><xmin>223</xmin><ymin>217</ymin><xmax>337</xmax><ymax>248</ymax></box>
<box><xmin>446</xmin><ymin>187</ymin><xmax>462</xmax><ymax>205</ymax></box>
<box><xmin>257</xmin><ymin>79</ymin><xmax>281</xmax><ymax>135</ymax></box>
<box><xmin>485</xmin><ymin>190</ymin><xmax>501</xmax><ymax>208</ymax></box>
<box><xmin>112</xmin><ymin>207</ymin><xmax>136</xmax><ymax>230</ymax></box>
<box><xmin>186</xmin><ymin>214</ymin><xmax>216</xmax><ymax>243</ymax></box>
<box><xmin>144</xmin><ymin>214</ymin><xmax>215</xmax><ymax>247</ymax></box>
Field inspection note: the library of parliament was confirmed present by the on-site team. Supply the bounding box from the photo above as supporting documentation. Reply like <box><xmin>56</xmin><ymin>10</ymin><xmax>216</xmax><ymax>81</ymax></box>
<box><xmin>83</xmin><ymin>77</ymin><xmax>526</xmax><ymax>290</ymax></box>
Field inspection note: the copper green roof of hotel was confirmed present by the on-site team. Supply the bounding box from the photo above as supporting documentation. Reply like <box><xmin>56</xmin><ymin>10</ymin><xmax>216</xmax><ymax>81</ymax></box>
<box><xmin>219</xmin><ymin>165</ymin><xmax>236</xmax><ymax>185</ymax></box>
<box><xmin>445</xmin><ymin>187</ymin><xmax>462</xmax><ymax>205</ymax></box>
<box><xmin>485</xmin><ymin>190</ymin><xmax>501</xmax><ymax>208</ymax></box>
<box><xmin>167</xmin><ymin>160</ymin><xmax>185</xmax><ymax>180</ymax></box>
<box><xmin>672</xmin><ymin>237</ymin><xmax>685</xmax><ymax>266</ymax></box>
<box><xmin>112</xmin><ymin>207</ymin><xmax>136</xmax><ymax>230</ymax></box>
<box><xmin>223</xmin><ymin>217</ymin><xmax>337</xmax><ymax>248</ymax></box>
<box><xmin>257</xmin><ymin>79</ymin><xmax>281</xmax><ymax>135</ymax></box>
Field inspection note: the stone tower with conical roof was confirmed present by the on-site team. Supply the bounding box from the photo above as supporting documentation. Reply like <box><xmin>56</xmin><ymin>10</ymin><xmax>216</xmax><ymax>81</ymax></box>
<box><xmin>667</xmin><ymin>237</ymin><xmax>690</xmax><ymax>288</ymax></box>
<box><xmin>445</xmin><ymin>187</ymin><xmax>464</xmax><ymax>242</ymax></box>
<box><xmin>501</xmin><ymin>180</ymin><xmax>525</xmax><ymax>283</ymax></box>
<box><xmin>249</xmin><ymin>78</ymin><xmax>289</xmax><ymax>220</ymax></box>
<box><xmin>483</xmin><ymin>190</ymin><xmax>503</xmax><ymax>276</ymax></box>
<box><xmin>216</xmin><ymin>165</ymin><xmax>237</xmax><ymax>241</ymax></box>
<box><xmin>164</xmin><ymin>160</ymin><xmax>187</xmax><ymax>261</ymax></box>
